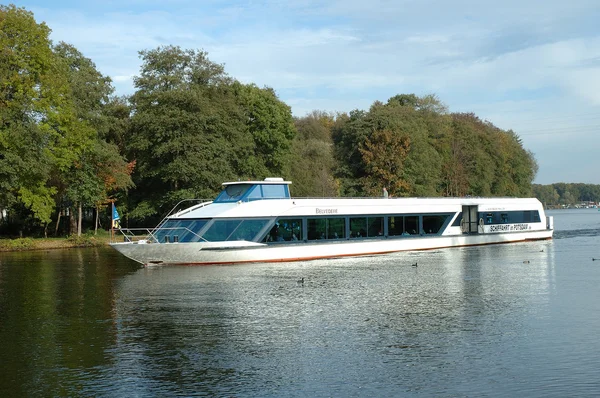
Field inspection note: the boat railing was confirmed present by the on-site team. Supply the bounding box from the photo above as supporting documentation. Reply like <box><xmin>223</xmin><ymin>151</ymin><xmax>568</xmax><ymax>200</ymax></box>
<box><xmin>114</xmin><ymin>227</ymin><xmax>208</xmax><ymax>244</ymax></box>
<box><xmin>111</xmin><ymin>199</ymin><xmax>214</xmax><ymax>244</ymax></box>
<box><xmin>168</xmin><ymin>199</ymin><xmax>213</xmax><ymax>217</ymax></box>
<box><xmin>114</xmin><ymin>228</ymin><xmax>158</xmax><ymax>243</ymax></box>
<box><xmin>150</xmin><ymin>199</ymin><xmax>212</xmax><ymax>234</ymax></box>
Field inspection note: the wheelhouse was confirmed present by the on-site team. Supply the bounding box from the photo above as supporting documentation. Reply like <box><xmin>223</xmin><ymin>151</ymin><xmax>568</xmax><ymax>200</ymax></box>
<box><xmin>214</xmin><ymin>178</ymin><xmax>291</xmax><ymax>203</ymax></box>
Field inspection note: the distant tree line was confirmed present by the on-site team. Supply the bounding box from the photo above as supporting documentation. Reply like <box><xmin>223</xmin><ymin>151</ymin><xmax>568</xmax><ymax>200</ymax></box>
<box><xmin>533</xmin><ymin>183</ymin><xmax>600</xmax><ymax>207</ymax></box>
<box><xmin>0</xmin><ymin>5</ymin><xmax>547</xmax><ymax>237</ymax></box>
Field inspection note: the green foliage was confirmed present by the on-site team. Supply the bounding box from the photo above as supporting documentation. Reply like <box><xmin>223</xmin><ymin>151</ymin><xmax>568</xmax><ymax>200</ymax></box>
<box><xmin>52</xmin><ymin>39</ymin><xmax>132</xmax><ymax>237</ymax></box>
<box><xmin>235</xmin><ymin>83</ymin><xmax>296</xmax><ymax>176</ymax></box>
<box><xmin>0</xmin><ymin>238</ymin><xmax>35</xmax><ymax>251</ymax></box>
<box><xmin>359</xmin><ymin>128</ymin><xmax>411</xmax><ymax>196</ymax></box>
<box><xmin>101</xmin><ymin>96</ymin><xmax>131</xmax><ymax>152</ymax></box>
<box><xmin>0</xmin><ymin>5</ymin><xmax>547</xmax><ymax>238</ymax></box>
<box><xmin>126</xmin><ymin>46</ymin><xmax>295</xmax><ymax>220</ymax></box>
<box><xmin>333</xmin><ymin>95</ymin><xmax>537</xmax><ymax>198</ymax></box>
<box><xmin>533</xmin><ymin>183</ymin><xmax>600</xmax><ymax>206</ymax></box>
<box><xmin>0</xmin><ymin>5</ymin><xmax>68</xmax><ymax>224</ymax></box>
<box><xmin>18</xmin><ymin>185</ymin><xmax>57</xmax><ymax>225</ymax></box>
<box><xmin>127</xmin><ymin>46</ymin><xmax>241</xmax><ymax>219</ymax></box>
<box><xmin>332</xmin><ymin>109</ymin><xmax>370</xmax><ymax>196</ymax></box>
<box><xmin>334</xmin><ymin>95</ymin><xmax>447</xmax><ymax>196</ymax></box>
<box><xmin>0</xmin><ymin>5</ymin><xmax>132</xmax><ymax>235</ymax></box>
<box><xmin>66</xmin><ymin>232</ymin><xmax>103</xmax><ymax>247</ymax></box>
<box><xmin>289</xmin><ymin>111</ymin><xmax>337</xmax><ymax>197</ymax></box>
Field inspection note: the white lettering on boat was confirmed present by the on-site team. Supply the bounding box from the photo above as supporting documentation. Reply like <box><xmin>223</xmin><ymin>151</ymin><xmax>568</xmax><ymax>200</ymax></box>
<box><xmin>488</xmin><ymin>223</ymin><xmax>531</xmax><ymax>233</ymax></box>
<box><xmin>316</xmin><ymin>208</ymin><xmax>338</xmax><ymax>214</ymax></box>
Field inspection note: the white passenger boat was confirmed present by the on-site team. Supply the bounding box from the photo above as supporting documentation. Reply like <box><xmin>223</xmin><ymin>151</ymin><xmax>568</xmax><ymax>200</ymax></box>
<box><xmin>110</xmin><ymin>178</ymin><xmax>554</xmax><ymax>265</ymax></box>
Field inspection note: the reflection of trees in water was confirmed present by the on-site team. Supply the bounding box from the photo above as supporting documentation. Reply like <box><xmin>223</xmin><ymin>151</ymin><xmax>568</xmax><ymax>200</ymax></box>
<box><xmin>0</xmin><ymin>248</ymin><xmax>138</xmax><ymax>396</ymax></box>
<box><xmin>0</xmin><ymin>242</ymin><xmax>558</xmax><ymax>396</ymax></box>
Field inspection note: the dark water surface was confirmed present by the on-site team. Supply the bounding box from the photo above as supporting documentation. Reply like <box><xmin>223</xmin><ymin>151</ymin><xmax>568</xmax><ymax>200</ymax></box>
<box><xmin>1</xmin><ymin>209</ymin><xmax>600</xmax><ymax>397</ymax></box>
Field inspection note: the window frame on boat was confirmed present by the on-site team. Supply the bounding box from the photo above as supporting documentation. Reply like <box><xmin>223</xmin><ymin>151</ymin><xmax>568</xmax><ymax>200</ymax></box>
<box><xmin>480</xmin><ymin>210</ymin><xmax>541</xmax><ymax>224</ymax></box>
<box><xmin>451</xmin><ymin>210</ymin><xmax>541</xmax><ymax>227</ymax></box>
<box><xmin>202</xmin><ymin>218</ymin><xmax>272</xmax><ymax>242</ymax></box>
<box><xmin>214</xmin><ymin>183</ymin><xmax>291</xmax><ymax>203</ymax></box>
<box><xmin>263</xmin><ymin>218</ymin><xmax>303</xmax><ymax>243</ymax></box>
<box><xmin>153</xmin><ymin>208</ymin><xmax>543</xmax><ymax>244</ymax></box>
<box><xmin>153</xmin><ymin>218</ymin><xmax>210</xmax><ymax>243</ymax></box>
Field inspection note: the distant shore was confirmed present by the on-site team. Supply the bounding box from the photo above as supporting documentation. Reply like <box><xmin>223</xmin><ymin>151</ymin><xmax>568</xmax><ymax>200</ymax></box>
<box><xmin>0</xmin><ymin>234</ymin><xmax>111</xmax><ymax>253</ymax></box>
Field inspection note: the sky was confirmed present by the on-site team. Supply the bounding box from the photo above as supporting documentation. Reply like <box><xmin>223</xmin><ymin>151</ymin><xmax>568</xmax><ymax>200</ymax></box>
<box><xmin>11</xmin><ymin>0</ymin><xmax>600</xmax><ymax>185</ymax></box>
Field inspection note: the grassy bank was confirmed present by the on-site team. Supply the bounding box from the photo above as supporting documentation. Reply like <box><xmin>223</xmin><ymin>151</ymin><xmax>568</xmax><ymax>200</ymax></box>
<box><xmin>0</xmin><ymin>232</ymin><xmax>112</xmax><ymax>252</ymax></box>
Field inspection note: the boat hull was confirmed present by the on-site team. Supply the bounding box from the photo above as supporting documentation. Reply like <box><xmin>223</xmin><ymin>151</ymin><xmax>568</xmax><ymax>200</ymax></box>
<box><xmin>111</xmin><ymin>229</ymin><xmax>553</xmax><ymax>266</ymax></box>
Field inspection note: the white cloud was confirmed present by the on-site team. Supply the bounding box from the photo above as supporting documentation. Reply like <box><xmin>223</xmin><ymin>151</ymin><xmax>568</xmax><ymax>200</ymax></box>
<box><xmin>564</xmin><ymin>68</ymin><xmax>600</xmax><ymax>105</ymax></box>
<box><xmin>404</xmin><ymin>35</ymin><xmax>449</xmax><ymax>44</ymax></box>
<box><xmin>14</xmin><ymin>0</ymin><xmax>600</xmax><ymax>184</ymax></box>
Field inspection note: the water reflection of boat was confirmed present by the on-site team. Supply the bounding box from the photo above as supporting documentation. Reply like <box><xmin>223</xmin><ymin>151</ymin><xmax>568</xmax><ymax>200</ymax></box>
<box><xmin>110</xmin><ymin>178</ymin><xmax>554</xmax><ymax>265</ymax></box>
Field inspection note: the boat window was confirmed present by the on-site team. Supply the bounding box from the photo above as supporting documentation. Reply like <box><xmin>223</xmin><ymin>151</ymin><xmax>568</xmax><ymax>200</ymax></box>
<box><xmin>214</xmin><ymin>184</ymin><xmax>253</xmax><ymax>202</ymax></box>
<box><xmin>368</xmin><ymin>217</ymin><xmax>384</xmax><ymax>237</ymax></box>
<box><xmin>350</xmin><ymin>217</ymin><xmax>383</xmax><ymax>238</ymax></box>
<box><xmin>261</xmin><ymin>184</ymin><xmax>288</xmax><ymax>199</ymax></box>
<box><xmin>229</xmin><ymin>219</ymin><xmax>270</xmax><ymax>241</ymax></box>
<box><xmin>350</xmin><ymin>217</ymin><xmax>367</xmax><ymax>238</ymax></box>
<box><xmin>264</xmin><ymin>218</ymin><xmax>303</xmax><ymax>242</ymax></box>
<box><xmin>154</xmin><ymin>219</ymin><xmax>209</xmax><ymax>243</ymax></box>
<box><xmin>246</xmin><ymin>185</ymin><xmax>262</xmax><ymax>201</ymax></box>
<box><xmin>388</xmin><ymin>215</ymin><xmax>419</xmax><ymax>236</ymax></box>
<box><xmin>452</xmin><ymin>212</ymin><xmax>462</xmax><ymax>226</ymax></box>
<box><xmin>202</xmin><ymin>219</ymin><xmax>269</xmax><ymax>242</ymax></box>
<box><xmin>406</xmin><ymin>216</ymin><xmax>419</xmax><ymax>235</ymax></box>
<box><xmin>388</xmin><ymin>216</ymin><xmax>405</xmax><ymax>236</ymax></box>
<box><xmin>481</xmin><ymin>210</ymin><xmax>541</xmax><ymax>224</ymax></box>
<box><xmin>522</xmin><ymin>210</ymin><xmax>541</xmax><ymax>222</ymax></box>
<box><xmin>307</xmin><ymin>217</ymin><xmax>345</xmax><ymax>240</ymax></box>
<box><xmin>422</xmin><ymin>215</ymin><xmax>450</xmax><ymax>234</ymax></box>
<box><xmin>202</xmin><ymin>219</ymin><xmax>241</xmax><ymax>241</ymax></box>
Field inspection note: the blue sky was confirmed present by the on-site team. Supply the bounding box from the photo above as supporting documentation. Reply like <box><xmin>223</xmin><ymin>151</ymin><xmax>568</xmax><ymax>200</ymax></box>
<box><xmin>12</xmin><ymin>0</ymin><xmax>600</xmax><ymax>185</ymax></box>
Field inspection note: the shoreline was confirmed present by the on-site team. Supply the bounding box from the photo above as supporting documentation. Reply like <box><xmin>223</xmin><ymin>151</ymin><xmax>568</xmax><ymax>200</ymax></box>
<box><xmin>0</xmin><ymin>235</ymin><xmax>112</xmax><ymax>253</ymax></box>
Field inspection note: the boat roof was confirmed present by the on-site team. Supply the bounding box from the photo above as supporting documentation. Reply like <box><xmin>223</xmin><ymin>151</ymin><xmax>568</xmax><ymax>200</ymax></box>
<box><xmin>170</xmin><ymin>196</ymin><xmax>545</xmax><ymax>219</ymax></box>
<box><xmin>222</xmin><ymin>177</ymin><xmax>292</xmax><ymax>186</ymax></box>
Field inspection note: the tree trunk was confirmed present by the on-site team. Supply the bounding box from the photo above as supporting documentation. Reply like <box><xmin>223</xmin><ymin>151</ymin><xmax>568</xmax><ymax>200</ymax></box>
<box><xmin>78</xmin><ymin>202</ymin><xmax>82</xmax><ymax>236</ymax></box>
<box><xmin>55</xmin><ymin>211</ymin><xmax>61</xmax><ymax>236</ymax></box>
<box><xmin>69</xmin><ymin>207</ymin><xmax>76</xmax><ymax>236</ymax></box>
<box><xmin>94</xmin><ymin>205</ymin><xmax>99</xmax><ymax>235</ymax></box>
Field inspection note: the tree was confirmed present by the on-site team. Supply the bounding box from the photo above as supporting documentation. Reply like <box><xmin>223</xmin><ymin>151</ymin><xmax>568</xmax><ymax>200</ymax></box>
<box><xmin>0</xmin><ymin>5</ymin><xmax>70</xmax><ymax>229</ymax></box>
<box><xmin>332</xmin><ymin>109</ymin><xmax>370</xmax><ymax>196</ymax></box>
<box><xmin>52</xmin><ymin>41</ymin><xmax>133</xmax><ymax>235</ymax></box>
<box><xmin>234</xmin><ymin>83</ymin><xmax>296</xmax><ymax>178</ymax></box>
<box><xmin>332</xmin><ymin>94</ymin><xmax>538</xmax><ymax>198</ymax></box>
<box><xmin>490</xmin><ymin>129</ymin><xmax>537</xmax><ymax>196</ymax></box>
<box><xmin>333</xmin><ymin>94</ymin><xmax>446</xmax><ymax>197</ymax></box>
<box><xmin>446</xmin><ymin>113</ymin><xmax>496</xmax><ymax>196</ymax></box>
<box><xmin>359</xmin><ymin>128</ymin><xmax>411</xmax><ymax>196</ymax></box>
<box><xmin>378</xmin><ymin>98</ymin><xmax>444</xmax><ymax>196</ymax></box>
<box><xmin>533</xmin><ymin>184</ymin><xmax>560</xmax><ymax>207</ymax></box>
<box><xmin>290</xmin><ymin>111</ymin><xmax>337</xmax><ymax>197</ymax></box>
<box><xmin>128</xmin><ymin>46</ymin><xmax>242</xmax><ymax>221</ymax></box>
<box><xmin>126</xmin><ymin>46</ymin><xmax>297</xmax><ymax>222</ymax></box>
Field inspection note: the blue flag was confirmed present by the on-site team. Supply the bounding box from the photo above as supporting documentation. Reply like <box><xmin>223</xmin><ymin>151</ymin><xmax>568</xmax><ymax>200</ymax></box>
<box><xmin>112</xmin><ymin>203</ymin><xmax>121</xmax><ymax>229</ymax></box>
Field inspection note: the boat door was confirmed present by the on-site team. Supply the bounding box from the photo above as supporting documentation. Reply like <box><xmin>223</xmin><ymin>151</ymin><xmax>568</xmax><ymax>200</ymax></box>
<box><xmin>461</xmin><ymin>205</ymin><xmax>479</xmax><ymax>234</ymax></box>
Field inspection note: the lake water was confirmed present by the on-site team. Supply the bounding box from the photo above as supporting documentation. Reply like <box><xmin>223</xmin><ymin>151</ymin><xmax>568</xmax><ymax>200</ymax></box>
<box><xmin>1</xmin><ymin>209</ymin><xmax>599</xmax><ymax>397</ymax></box>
